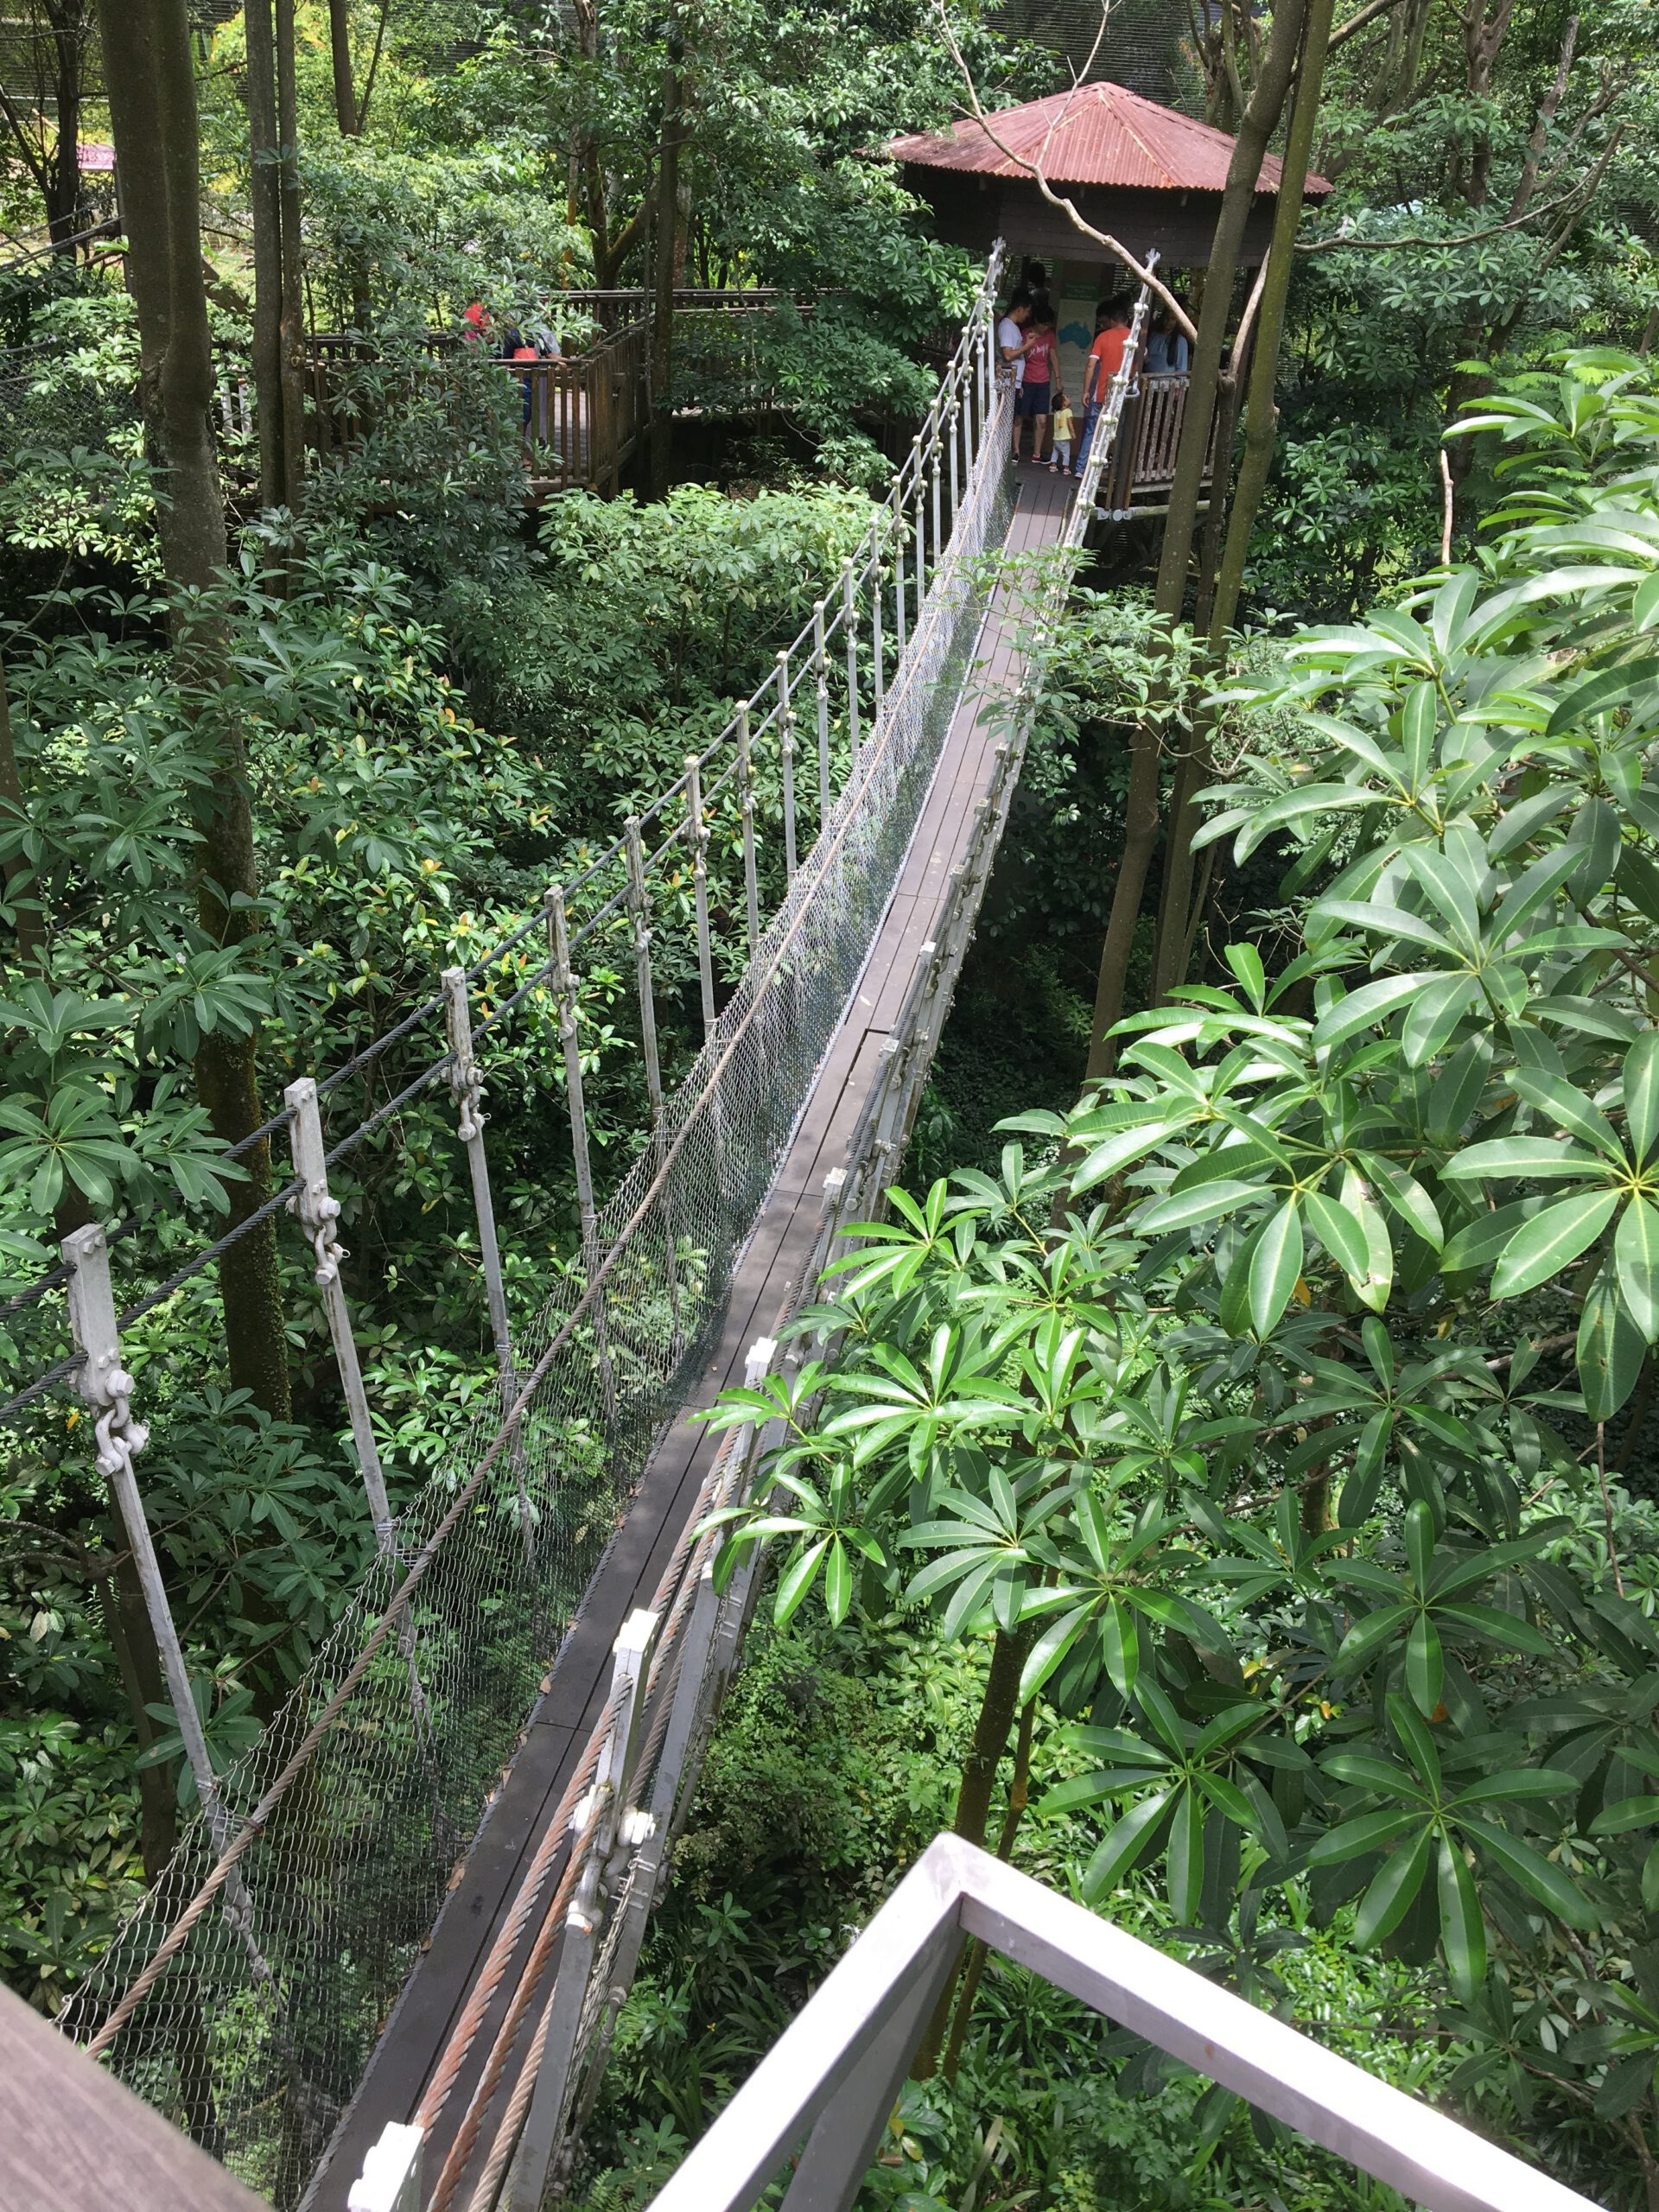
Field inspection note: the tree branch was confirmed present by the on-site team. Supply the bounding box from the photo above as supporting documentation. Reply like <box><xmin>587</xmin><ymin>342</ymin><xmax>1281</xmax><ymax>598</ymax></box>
<box><xmin>1328</xmin><ymin>0</ymin><xmax>1405</xmax><ymax>50</ymax></box>
<box><xmin>1295</xmin><ymin>181</ymin><xmax>1588</xmax><ymax>252</ymax></box>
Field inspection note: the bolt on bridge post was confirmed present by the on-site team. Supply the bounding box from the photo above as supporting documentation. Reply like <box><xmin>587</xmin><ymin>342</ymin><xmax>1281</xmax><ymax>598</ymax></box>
<box><xmin>442</xmin><ymin>967</ymin><xmax>534</xmax><ymax>1558</ymax></box>
<box><xmin>546</xmin><ymin>884</ymin><xmax>616</xmax><ymax>1422</ymax></box>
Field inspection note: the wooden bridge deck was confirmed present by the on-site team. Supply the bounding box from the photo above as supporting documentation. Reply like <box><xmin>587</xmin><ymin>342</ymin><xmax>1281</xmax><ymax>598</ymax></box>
<box><xmin>306</xmin><ymin>461</ymin><xmax>1075</xmax><ymax>2209</ymax></box>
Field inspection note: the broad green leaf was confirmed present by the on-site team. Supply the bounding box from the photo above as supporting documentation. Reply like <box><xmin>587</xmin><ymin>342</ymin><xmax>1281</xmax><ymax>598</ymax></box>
<box><xmin>1249</xmin><ymin>1198</ymin><xmax>1304</xmax><ymax>1338</ymax></box>
<box><xmin>773</xmin><ymin>1537</ymin><xmax>829</xmax><ymax>1627</ymax></box>
<box><xmin>1441</xmin><ymin>1139</ymin><xmax>1605</xmax><ymax>1182</ymax></box>
<box><xmin>1403</xmin><ymin>974</ymin><xmax>1479</xmax><ymax>1068</ymax></box>
<box><xmin>1438</xmin><ymin>1838</ymin><xmax>1486</xmax><ymax>2002</ymax></box>
<box><xmin>1544</xmin><ymin>656</ymin><xmax>1659</xmax><ymax>739</ymax></box>
<box><xmin>1491</xmin><ymin>1189</ymin><xmax>1618</xmax><ymax>1299</ymax></box>
<box><xmin>1303</xmin><ymin>1191</ymin><xmax>1367</xmax><ymax>1283</ymax></box>
<box><xmin>1306</xmin><ymin>1808</ymin><xmax>1421</xmax><ymax>1866</ymax></box>
<box><xmin>1312</xmin><ymin>974</ymin><xmax>1427</xmax><ymax>1052</ymax></box>
<box><xmin>823</xmin><ymin>1537</ymin><xmax>853</xmax><ymax>1627</ymax></box>
<box><xmin>1462</xmin><ymin>1816</ymin><xmax>1599</xmax><ymax>1929</ymax></box>
<box><xmin>1082</xmin><ymin>1790</ymin><xmax>1171</xmax><ymax>1900</ymax></box>
<box><xmin>1579</xmin><ymin>1271</ymin><xmax>1646</xmax><ymax>1421</ymax></box>
<box><xmin>1167</xmin><ymin>1786</ymin><xmax>1205</xmax><ymax>1923</ymax></box>
<box><xmin>1354</xmin><ymin>1824</ymin><xmax>1433</xmax><ymax>1948</ymax></box>
<box><xmin>1510</xmin><ymin>1070</ymin><xmax>1624</xmax><ymax>1162</ymax></box>
<box><xmin>1616</xmin><ymin>1197</ymin><xmax>1659</xmax><ymax>1341</ymax></box>
<box><xmin>1405</xmin><ymin>1612</ymin><xmax>1445</xmax><ymax>1717</ymax></box>
<box><xmin>1626</xmin><ymin>1031</ymin><xmax>1659</xmax><ymax>1166</ymax></box>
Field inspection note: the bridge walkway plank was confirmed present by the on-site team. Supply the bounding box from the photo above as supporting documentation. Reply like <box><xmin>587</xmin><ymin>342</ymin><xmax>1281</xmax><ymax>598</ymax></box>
<box><xmin>308</xmin><ymin>461</ymin><xmax>1073</xmax><ymax>2209</ymax></box>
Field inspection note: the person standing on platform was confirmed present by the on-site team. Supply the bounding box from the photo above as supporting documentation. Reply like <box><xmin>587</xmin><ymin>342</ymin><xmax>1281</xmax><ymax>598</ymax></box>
<box><xmin>1077</xmin><ymin>296</ymin><xmax>1132</xmax><ymax>472</ymax></box>
<box><xmin>1016</xmin><ymin>306</ymin><xmax>1058</xmax><ymax>463</ymax></box>
<box><xmin>996</xmin><ymin>292</ymin><xmax>1033</xmax><ymax>458</ymax></box>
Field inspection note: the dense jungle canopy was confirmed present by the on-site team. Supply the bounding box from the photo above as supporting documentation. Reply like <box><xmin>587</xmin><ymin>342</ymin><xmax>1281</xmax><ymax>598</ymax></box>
<box><xmin>3</xmin><ymin>0</ymin><xmax>1659</xmax><ymax>2202</ymax></box>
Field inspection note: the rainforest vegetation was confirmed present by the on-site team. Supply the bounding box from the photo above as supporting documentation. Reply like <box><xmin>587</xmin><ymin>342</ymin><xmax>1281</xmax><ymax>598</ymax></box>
<box><xmin>1</xmin><ymin>0</ymin><xmax>1658</xmax><ymax>2203</ymax></box>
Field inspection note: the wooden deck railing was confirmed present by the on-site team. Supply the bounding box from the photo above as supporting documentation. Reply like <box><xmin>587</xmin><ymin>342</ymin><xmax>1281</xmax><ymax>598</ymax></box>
<box><xmin>1097</xmin><ymin>372</ymin><xmax>1221</xmax><ymax>514</ymax></box>
<box><xmin>300</xmin><ymin>292</ymin><xmax>804</xmax><ymax>497</ymax></box>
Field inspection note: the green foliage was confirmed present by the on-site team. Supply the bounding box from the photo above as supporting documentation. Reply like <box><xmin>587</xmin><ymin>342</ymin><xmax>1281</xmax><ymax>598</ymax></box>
<box><xmin>685</xmin><ymin>353</ymin><xmax>1659</xmax><ymax>2206</ymax></box>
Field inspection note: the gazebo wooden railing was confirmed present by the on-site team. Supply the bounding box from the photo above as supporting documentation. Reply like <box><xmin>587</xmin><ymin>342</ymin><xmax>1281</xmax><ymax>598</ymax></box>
<box><xmin>1096</xmin><ymin>372</ymin><xmax>1221</xmax><ymax>517</ymax></box>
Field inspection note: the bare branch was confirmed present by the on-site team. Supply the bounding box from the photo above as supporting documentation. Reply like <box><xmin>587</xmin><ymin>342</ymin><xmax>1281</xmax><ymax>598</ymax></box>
<box><xmin>1504</xmin><ymin>13</ymin><xmax>1577</xmax><ymax>224</ymax></box>
<box><xmin>1230</xmin><ymin>254</ymin><xmax>1270</xmax><ymax>366</ymax></box>
<box><xmin>931</xmin><ymin>0</ymin><xmax>1197</xmax><ymax>340</ymax></box>
<box><xmin>1294</xmin><ymin>179</ymin><xmax>1588</xmax><ymax>251</ymax></box>
<box><xmin>1327</xmin><ymin>0</ymin><xmax>1406</xmax><ymax>50</ymax></box>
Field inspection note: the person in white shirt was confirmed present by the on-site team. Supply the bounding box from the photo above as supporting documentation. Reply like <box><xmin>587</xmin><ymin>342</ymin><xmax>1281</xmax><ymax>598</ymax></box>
<box><xmin>996</xmin><ymin>294</ymin><xmax>1033</xmax><ymax>458</ymax></box>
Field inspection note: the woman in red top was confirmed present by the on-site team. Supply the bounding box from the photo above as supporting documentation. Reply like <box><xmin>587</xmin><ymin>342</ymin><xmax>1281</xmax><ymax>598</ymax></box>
<box><xmin>1015</xmin><ymin>310</ymin><xmax>1058</xmax><ymax>463</ymax></box>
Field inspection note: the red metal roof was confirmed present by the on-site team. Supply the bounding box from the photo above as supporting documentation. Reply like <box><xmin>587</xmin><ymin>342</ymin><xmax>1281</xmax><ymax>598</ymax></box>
<box><xmin>888</xmin><ymin>82</ymin><xmax>1332</xmax><ymax>196</ymax></box>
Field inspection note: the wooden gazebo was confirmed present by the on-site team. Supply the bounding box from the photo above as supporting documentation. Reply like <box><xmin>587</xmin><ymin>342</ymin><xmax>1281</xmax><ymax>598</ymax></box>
<box><xmin>887</xmin><ymin>81</ymin><xmax>1331</xmax><ymax>271</ymax></box>
<box><xmin>888</xmin><ymin>84</ymin><xmax>1332</xmax><ymax>513</ymax></box>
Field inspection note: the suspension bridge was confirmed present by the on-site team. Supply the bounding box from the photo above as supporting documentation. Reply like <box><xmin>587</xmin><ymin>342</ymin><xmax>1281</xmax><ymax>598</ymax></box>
<box><xmin>19</xmin><ymin>247</ymin><xmax>1153</xmax><ymax>2211</ymax></box>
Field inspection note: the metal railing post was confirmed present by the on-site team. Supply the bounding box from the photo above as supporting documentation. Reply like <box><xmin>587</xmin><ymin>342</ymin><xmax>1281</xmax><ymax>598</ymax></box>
<box><xmin>912</xmin><ymin>437</ymin><xmax>926</xmax><ymax>604</ymax></box>
<box><xmin>625</xmin><ymin>815</ymin><xmax>683</xmax><ymax>1357</ymax></box>
<box><xmin>841</xmin><ymin>559</ymin><xmax>861</xmax><ymax>768</ymax></box>
<box><xmin>776</xmin><ymin>652</ymin><xmax>798</xmax><ymax>884</ymax></box>
<box><xmin>736</xmin><ymin>704</ymin><xmax>760</xmax><ymax>957</ymax></box>
<box><xmin>62</xmin><ymin>1224</ymin><xmax>231</xmax><ymax>1849</ymax></box>
<box><xmin>442</xmin><ymin>969</ymin><xmax>534</xmax><ymax>1556</ymax></box>
<box><xmin>546</xmin><ymin>885</ymin><xmax>615</xmax><ymax>1420</ymax></box>
<box><xmin>948</xmin><ymin>391</ymin><xmax>961</xmax><ymax>530</ymax></box>
<box><xmin>810</xmin><ymin>599</ymin><xmax>830</xmax><ymax>826</ymax></box>
<box><xmin>286</xmin><ymin>1077</ymin><xmax>397</xmax><ymax>1552</ymax></box>
<box><xmin>684</xmin><ymin>753</ymin><xmax>717</xmax><ymax>1042</ymax></box>
<box><xmin>869</xmin><ymin>539</ymin><xmax>885</xmax><ymax>719</ymax></box>
<box><xmin>622</xmin><ymin>818</ymin><xmax>665</xmax><ymax>1128</ymax></box>
<box><xmin>504</xmin><ymin>1607</ymin><xmax>661</xmax><ymax>2210</ymax></box>
<box><xmin>930</xmin><ymin>419</ymin><xmax>943</xmax><ymax>572</ymax></box>
<box><xmin>890</xmin><ymin>490</ymin><xmax>907</xmax><ymax>658</ymax></box>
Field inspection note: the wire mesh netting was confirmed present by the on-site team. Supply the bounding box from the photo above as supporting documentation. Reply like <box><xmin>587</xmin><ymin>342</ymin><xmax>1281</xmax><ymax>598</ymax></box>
<box><xmin>56</xmin><ymin>302</ymin><xmax>1017</xmax><ymax>2205</ymax></box>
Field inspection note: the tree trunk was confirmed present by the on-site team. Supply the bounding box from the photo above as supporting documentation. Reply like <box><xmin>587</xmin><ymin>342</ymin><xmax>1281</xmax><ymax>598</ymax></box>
<box><xmin>648</xmin><ymin>33</ymin><xmax>684</xmax><ymax>501</ymax></box>
<box><xmin>912</xmin><ymin>1626</ymin><xmax>1029</xmax><ymax>2079</ymax></box>
<box><xmin>99</xmin><ymin>0</ymin><xmax>292</xmax><ymax>1423</ymax></box>
<box><xmin>1085</xmin><ymin>0</ymin><xmax>1307</xmax><ymax>1076</ymax></box>
<box><xmin>327</xmin><ymin>0</ymin><xmax>358</xmax><ymax>132</ymax></box>
<box><xmin>274</xmin><ymin>0</ymin><xmax>307</xmax><ymax>509</ymax></box>
<box><xmin>46</xmin><ymin>0</ymin><xmax>87</xmax><ymax>248</ymax></box>
<box><xmin>1206</xmin><ymin>0</ymin><xmax>1335</xmax><ymax>646</ymax></box>
<box><xmin>245</xmin><ymin>0</ymin><xmax>287</xmax><ymax>509</ymax></box>
<box><xmin>99</xmin><ymin>1551</ymin><xmax>179</xmax><ymax>1881</ymax></box>
<box><xmin>941</xmin><ymin>1694</ymin><xmax>1037</xmax><ymax>2082</ymax></box>
<box><xmin>1149</xmin><ymin>0</ymin><xmax>1337</xmax><ymax>1002</ymax></box>
<box><xmin>1152</xmin><ymin>0</ymin><xmax>1306</xmax><ymax>626</ymax></box>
